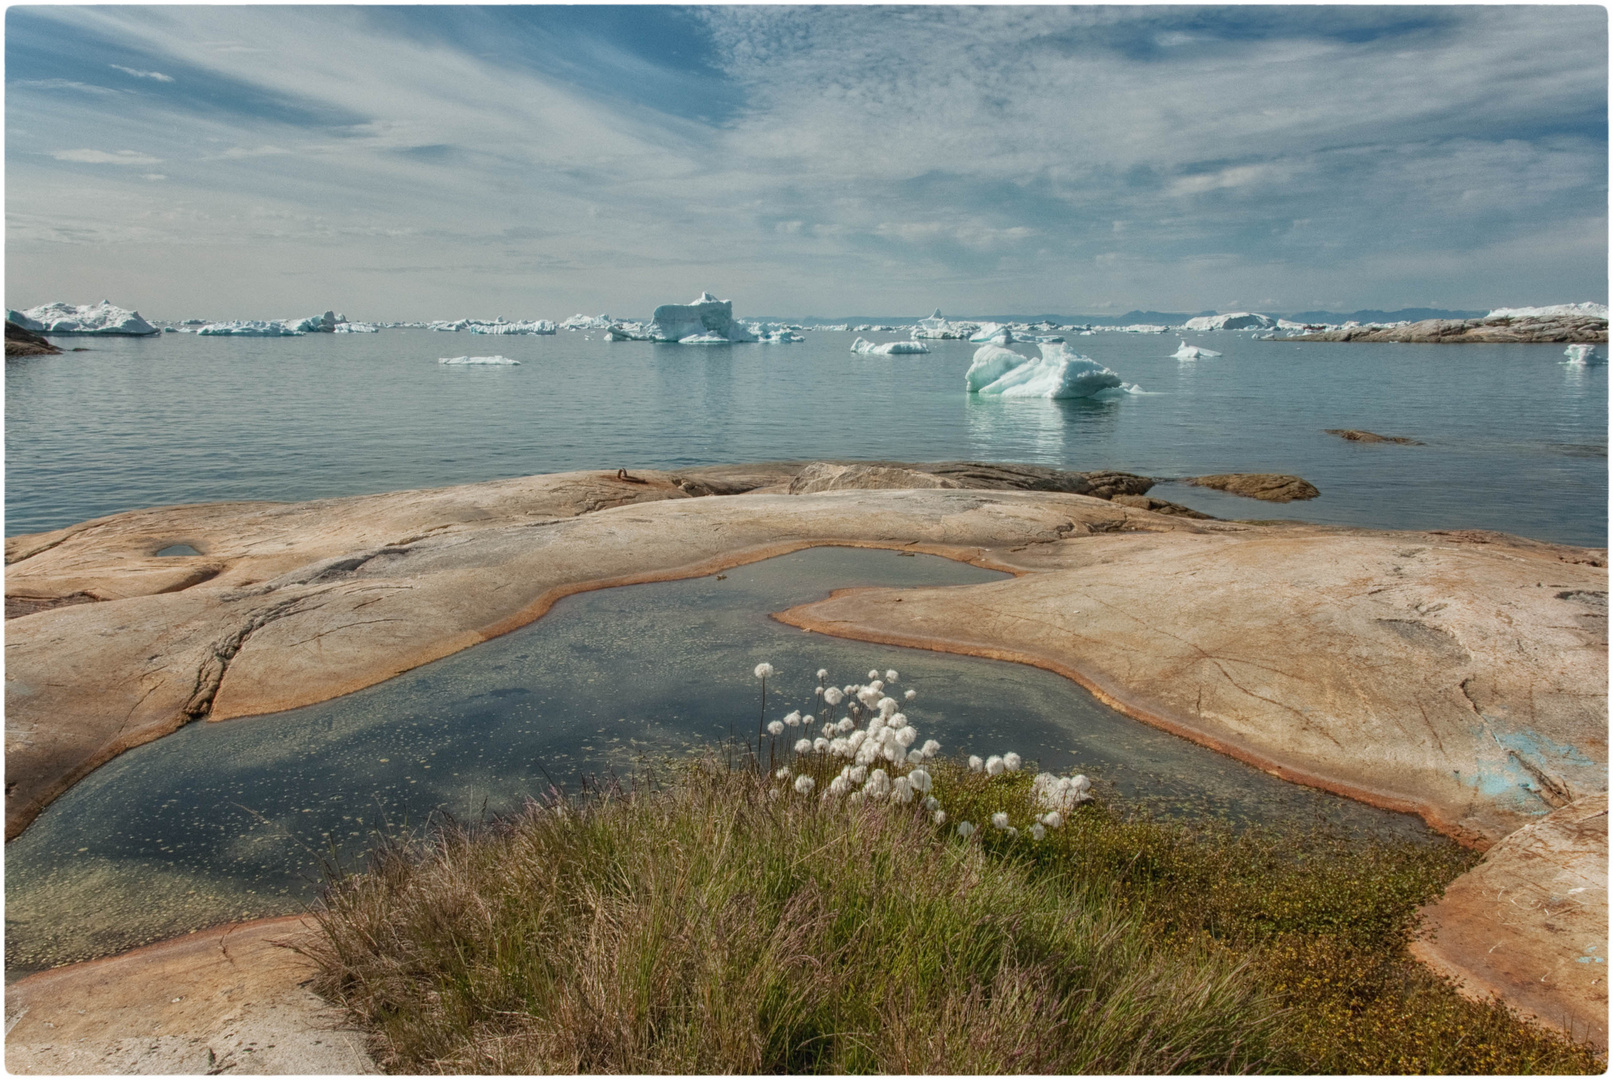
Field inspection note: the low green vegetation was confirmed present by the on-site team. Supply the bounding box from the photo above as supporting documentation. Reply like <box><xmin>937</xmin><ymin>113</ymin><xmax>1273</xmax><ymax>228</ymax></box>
<box><xmin>307</xmin><ymin>759</ymin><xmax>1604</xmax><ymax>1074</ymax></box>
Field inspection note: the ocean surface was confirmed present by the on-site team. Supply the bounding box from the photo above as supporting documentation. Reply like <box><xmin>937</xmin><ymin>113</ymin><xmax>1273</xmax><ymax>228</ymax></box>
<box><xmin>5</xmin><ymin>547</ymin><xmax>1444</xmax><ymax>977</ymax></box>
<box><xmin>5</xmin><ymin>327</ymin><xmax>1607</xmax><ymax>546</ymax></box>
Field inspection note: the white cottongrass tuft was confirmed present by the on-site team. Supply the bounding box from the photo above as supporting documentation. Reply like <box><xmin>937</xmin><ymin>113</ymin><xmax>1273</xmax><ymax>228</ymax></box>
<box><xmin>823</xmin><ymin>687</ymin><xmax>844</xmax><ymax>706</ymax></box>
<box><xmin>956</xmin><ymin>821</ymin><xmax>975</xmax><ymax>838</ymax></box>
<box><xmin>822</xmin><ymin>722</ymin><xmax>837</xmax><ymax>738</ymax></box>
<box><xmin>794</xmin><ymin>774</ymin><xmax>815</xmax><ymax>795</ymax></box>
<box><xmin>1041</xmin><ymin>810</ymin><xmax>1064</xmax><ymax>829</ymax></box>
<box><xmin>836</xmin><ymin>717</ymin><xmax>854</xmax><ymax>733</ymax></box>
<box><xmin>1005</xmin><ymin>826</ymin><xmax>1019</xmax><ymax>838</ymax></box>
<box><xmin>885</xmin><ymin>669</ymin><xmax>899</xmax><ymax>682</ymax></box>
<box><xmin>869</xmin><ymin>680</ymin><xmax>884</xmax><ymax>693</ymax></box>
<box><xmin>767</xmin><ymin>720</ymin><xmax>784</xmax><ymax>736</ymax></box>
<box><xmin>991</xmin><ymin>812</ymin><xmax>1010</xmax><ymax>830</ymax></box>
<box><xmin>794</xmin><ymin>738</ymin><xmax>813</xmax><ymax>754</ymax></box>
<box><xmin>848</xmin><ymin>791</ymin><xmax>864</xmax><ymax>805</ymax></box>
<box><xmin>817</xmin><ymin>668</ymin><xmax>829</xmax><ymax>681</ymax></box>
<box><xmin>878</xmin><ymin>697</ymin><xmax>899</xmax><ymax>717</ymax></box>
<box><xmin>908</xmin><ymin>768</ymin><xmax>932</xmax><ymax>793</ymax></box>
<box><xmin>828</xmin><ymin>775</ymin><xmax>851</xmax><ymax>796</ymax></box>
<box><xmin>907</xmin><ymin>749</ymin><xmax>924</xmax><ymax>764</ymax></box>
<box><xmin>904</xmin><ymin>689</ymin><xmax>916</xmax><ymax>701</ymax></box>
<box><xmin>895</xmin><ymin>726</ymin><xmax>917</xmax><ymax>748</ymax></box>
<box><xmin>868</xmin><ymin>669</ymin><xmax>880</xmax><ymax>680</ymax></box>
<box><xmin>848</xmin><ymin>764</ymin><xmax>867</xmax><ymax>784</ymax></box>
<box><xmin>754</xmin><ymin>662</ymin><xmax>775</xmax><ymax>679</ymax></box>
<box><xmin>775</xmin><ymin>767</ymin><xmax>792</xmax><ymax>780</ymax></box>
<box><xmin>921</xmin><ymin>739</ymin><xmax>940</xmax><ymax>758</ymax></box>
<box><xmin>933</xmin><ymin>809</ymin><xmax>947</xmax><ymax>825</ymax></box>
<box><xmin>814</xmin><ymin>737</ymin><xmax>829</xmax><ymax>752</ymax></box>
<box><xmin>1031</xmin><ymin>773</ymin><xmax>1093</xmax><ymax>812</ymax></box>
<box><xmin>985</xmin><ymin>755</ymin><xmax>1005</xmax><ymax>777</ymax></box>
<box><xmin>1003</xmin><ymin>752</ymin><xmax>1022</xmax><ymax>773</ymax></box>
<box><xmin>892</xmin><ymin>776</ymin><xmax>914</xmax><ymax>804</ymax></box>
<box><xmin>864</xmin><ymin>768</ymin><xmax>891</xmax><ymax>797</ymax></box>
<box><xmin>784</xmin><ymin>710</ymin><xmax>802</xmax><ymax>727</ymax></box>
<box><xmin>815</xmin><ymin>686</ymin><xmax>825</xmax><ymax>697</ymax></box>
<box><xmin>924</xmin><ymin>795</ymin><xmax>940</xmax><ymax>811</ymax></box>
<box><xmin>1031</xmin><ymin>823</ymin><xmax>1046</xmax><ymax>841</ymax></box>
<box><xmin>969</xmin><ymin>755</ymin><xmax>984</xmax><ymax>772</ymax></box>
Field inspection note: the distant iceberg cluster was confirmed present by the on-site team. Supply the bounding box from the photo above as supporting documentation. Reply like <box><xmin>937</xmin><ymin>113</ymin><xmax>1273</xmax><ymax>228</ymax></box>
<box><xmin>467</xmin><ymin>320</ymin><xmax>557</xmax><ymax>335</ymax></box>
<box><xmin>8</xmin><ymin>301</ymin><xmax>159</xmax><ymax>336</ymax></box>
<box><xmin>438</xmin><ymin>355</ymin><xmax>520</xmax><ymax>365</ymax></box>
<box><xmin>187</xmin><ymin>310</ymin><xmax>379</xmax><ymax>336</ymax></box>
<box><xmin>1489</xmin><ymin>302</ymin><xmax>1609</xmax><ymax>320</ymax></box>
<box><xmin>965</xmin><ymin>343</ymin><xmax>1126</xmax><ymax>400</ymax></box>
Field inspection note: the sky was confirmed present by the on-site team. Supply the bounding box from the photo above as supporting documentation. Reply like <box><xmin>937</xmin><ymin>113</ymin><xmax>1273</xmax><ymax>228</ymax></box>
<box><xmin>4</xmin><ymin>5</ymin><xmax>1608</xmax><ymax>322</ymax></box>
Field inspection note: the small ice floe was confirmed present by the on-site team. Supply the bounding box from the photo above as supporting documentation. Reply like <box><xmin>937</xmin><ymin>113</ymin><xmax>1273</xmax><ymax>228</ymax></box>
<box><xmin>1563</xmin><ymin>343</ymin><xmax>1603</xmax><ymax>365</ymax></box>
<box><xmin>965</xmin><ymin>343</ymin><xmax>1123</xmax><ymax>399</ymax></box>
<box><xmin>1172</xmin><ymin>340</ymin><xmax>1221</xmax><ymax>361</ymax></box>
<box><xmin>678</xmin><ymin>332</ymin><xmax>732</xmax><ymax>345</ymax></box>
<box><xmin>851</xmin><ymin>336</ymin><xmax>930</xmax><ymax>356</ymax></box>
<box><xmin>438</xmin><ymin>355</ymin><xmax>520</xmax><ymax>365</ymax></box>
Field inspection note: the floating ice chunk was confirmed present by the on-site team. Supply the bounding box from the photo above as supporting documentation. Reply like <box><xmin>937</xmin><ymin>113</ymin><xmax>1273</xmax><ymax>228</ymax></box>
<box><xmin>1489</xmin><ymin>302</ymin><xmax>1609</xmax><ymax>320</ymax></box>
<box><xmin>560</xmin><ymin>313</ymin><xmax>614</xmax><ymax>330</ymax></box>
<box><xmin>9</xmin><ymin>300</ymin><xmax>159</xmax><ymax>336</ymax></box>
<box><xmin>911</xmin><ymin>308</ymin><xmax>979</xmax><ymax>340</ymax></box>
<box><xmin>969</xmin><ymin>322</ymin><xmax>1014</xmax><ymax>344</ymax></box>
<box><xmin>438</xmin><ymin>355</ymin><xmax>520</xmax><ymax>365</ymax></box>
<box><xmin>966</xmin><ymin>342</ymin><xmax>1122</xmax><ymax>399</ymax></box>
<box><xmin>196</xmin><ymin>320</ymin><xmax>306</xmax><ymax>336</ymax></box>
<box><xmin>749</xmin><ymin>325</ymin><xmax>805</xmax><ymax>343</ymax></box>
<box><xmin>1182</xmin><ymin>312</ymin><xmax>1275</xmax><ymax>331</ymax></box>
<box><xmin>468</xmin><ymin>320</ymin><xmax>557</xmax><ymax>335</ymax></box>
<box><xmin>648</xmin><ymin>292</ymin><xmax>757</xmax><ymax>343</ymax></box>
<box><xmin>333</xmin><ymin>321</ymin><xmax>379</xmax><ymax>333</ymax></box>
<box><xmin>428</xmin><ymin>319</ymin><xmax>470</xmax><ymax>332</ymax></box>
<box><xmin>851</xmin><ymin>336</ymin><xmax>930</xmax><ymax>356</ymax></box>
<box><xmin>1563</xmin><ymin>343</ymin><xmax>1604</xmax><ymax>365</ymax></box>
<box><xmin>678</xmin><ymin>332</ymin><xmax>731</xmax><ymax>345</ymax></box>
<box><xmin>1171</xmin><ymin>340</ymin><xmax>1221</xmax><ymax>360</ymax></box>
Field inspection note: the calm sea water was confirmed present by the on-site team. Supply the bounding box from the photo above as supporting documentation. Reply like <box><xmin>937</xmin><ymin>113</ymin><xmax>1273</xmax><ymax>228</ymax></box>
<box><xmin>4</xmin><ymin>547</ymin><xmax>1442</xmax><ymax>977</ymax></box>
<box><xmin>5</xmin><ymin>328</ymin><xmax>1606</xmax><ymax>545</ymax></box>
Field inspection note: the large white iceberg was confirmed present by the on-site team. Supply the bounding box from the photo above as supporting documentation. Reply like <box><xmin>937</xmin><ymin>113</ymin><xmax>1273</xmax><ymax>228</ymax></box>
<box><xmin>560</xmin><ymin>313</ymin><xmax>614</xmax><ymax>331</ymax></box>
<box><xmin>438</xmin><ymin>355</ymin><xmax>519</xmax><ymax>365</ymax></box>
<box><xmin>851</xmin><ymin>336</ymin><xmax>930</xmax><ymax>356</ymax></box>
<box><xmin>1487</xmin><ymin>302</ymin><xmax>1609</xmax><ymax>320</ymax></box>
<box><xmin>1182</xmin><ymin>312</ymin><xmax>1276</xmax><ymax>331</ymax></box>
<box><xmin>8</xmin><ymin>300</ymin><xmax>160</xmax><ymax>336</ymax></box>
<box><xmin>1171</xmin><ymin>340</ymin><xmax>1221</xmax><ymax>360</ymax></box>
<box><xmin>965</xmin><ymin>343</ymin><xmax>1123</xmax><ymax>399</ymax></box>
<box><xmin>648</xmin><ymin>292</ymin><xmax>757</xmax><ymax>343</ymax></box>
<box><xmin>968</xmin><ymin>322</ymin><xmax>1014</xmax><ymax>344</ymax></box>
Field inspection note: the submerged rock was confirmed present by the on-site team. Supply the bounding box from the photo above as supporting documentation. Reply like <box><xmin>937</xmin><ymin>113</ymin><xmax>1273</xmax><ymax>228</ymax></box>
<box><xmin>1186</xmin><ymin>473</ymin><xmax>1320</xmax><ymax>502</ymax></box>
<box><xmin>1325</xmin><ymin>429</ymin><xmax>1425</xmax><ymax>445</ymax></box>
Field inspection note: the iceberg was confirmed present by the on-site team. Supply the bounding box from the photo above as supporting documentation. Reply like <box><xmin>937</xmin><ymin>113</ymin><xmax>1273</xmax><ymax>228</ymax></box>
<box><xmin>333</xmin><ymin>321</ymin><xmax>379</xmax><ymax>333</ymax></box>
<box><xmin>196</xmin><ymin>320</ymin><xmax>306</xmax><ymax>336</ymax></box>
<box><xmin>8</xmin><ymin>300</ymin><xmax>159</xmax><ymax>336</ymax></box>
<box><xmin>968</xmin><ymin>322</ymin><xmax>1014</xmax><ymax>344</ymax></box>
<box><xmin>429</xmin><ymin>319</ymin><xmax>470</xmax><ymax>332</ymax></box>
<box><xmin>1171</xmin><ymin>340</ymin><xmax>1221</xmax><ymax>360</ymax></box>
<box><xmin>606</xmin><ymin>321</ymin><xmax>653</xmax><ymax>341</ymax></box>
<box><xmin>678</xmin><ymin>332</ymin><xmax>731</xmax><ymax>345</ymax></box>
<box><xmin>1182</xmin><ymin>312</ymin><xmax>1276</xmax><ymax>331</ymax></box>
<box><xmin>851</xmin><ymin>336</ymin><xmax>930</xmax><ymax>356</ymax></box>
<box><xmin>1489</xmin><ymin>302</ymin><xmax>1609</xmax><ymax>320</ymax></box>
<box><xmin>1563</xmin><ymin>343</ymin><xmax>1603</xmax><ymax>365</ymax></box>
<box><xmin>965</xmin><ymin>342</ymin><xmax>1123</xmax><ymax>399</ymax></box>
<box><xmin>648</xmin><ymin>292</ymin><xmax>757</xmax><ymax>343</ymax></box>
<box><xmin>911</xmin><ymin>308</ymin><xmax>980</xmax><ymax>340</ymax></box>
<box><xmin>438</xmin><ymin>355</ymin><xmax>519</xmax><ymax>365</ymax></box>
<box><xmin>560</xmin><ymin>313</ymin><xmax>614</xmax><ymax>331</ymax></box>
<box><xmin>752</xmin><ymin>328</ymin><xmax>805</xmax><ymax>343</ymax></box>
<box><xmin>468</xmin><ymin>320</ymin><xmax>557</xmax><ymax>335</ymax></box>
<box><xmin>287</xmin><ymin>311</ymin><xmax>343</xmax><ymax>333</ymax></box>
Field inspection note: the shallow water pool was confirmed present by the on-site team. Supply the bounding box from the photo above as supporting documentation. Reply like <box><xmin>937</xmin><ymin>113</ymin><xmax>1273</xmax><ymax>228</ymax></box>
<box><xmin>4</xmin><ymin>547</ymin><xmax>1446</xmax><ymax>977</ymax></box>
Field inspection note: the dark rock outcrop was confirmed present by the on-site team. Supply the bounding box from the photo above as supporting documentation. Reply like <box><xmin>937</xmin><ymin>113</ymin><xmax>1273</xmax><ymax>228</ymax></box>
<box><xmin>6</xmin><ymin>320</ymin><xmax>62</xmax><ymax>356</ymax></box>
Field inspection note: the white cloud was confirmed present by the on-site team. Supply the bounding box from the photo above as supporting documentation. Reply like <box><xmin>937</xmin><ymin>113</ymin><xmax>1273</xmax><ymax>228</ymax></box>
<box><xmin>50</xmin><ymin>149</ymin><xmax>164</xmax><ymax>165</ymax></box>
<box><xmin>110</xmin><ymin>64</ymin><xmax>174</xmax><ymax>82</ymax></box>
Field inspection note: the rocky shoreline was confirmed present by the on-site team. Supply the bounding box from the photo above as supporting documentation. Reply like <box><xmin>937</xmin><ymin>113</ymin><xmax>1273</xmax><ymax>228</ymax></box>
<box><xmin>1286</xmin><ymin>312</ymin><xmax>1608</xmax><ymax>343</ymax></box>
<box><xmin>3</xmin><ymin>461</ymin><xmax>1606</xmax><ymax>1064</ymax></box>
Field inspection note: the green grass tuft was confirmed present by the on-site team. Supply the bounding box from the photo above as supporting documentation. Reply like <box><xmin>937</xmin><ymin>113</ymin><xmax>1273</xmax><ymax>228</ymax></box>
<box><xmin>306</xmin><ymin>757</ymin><xmax>1604</xmax><ymax>1074</ymax></box>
